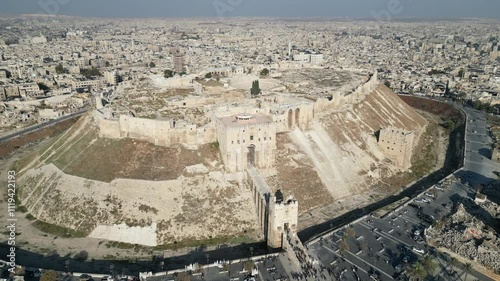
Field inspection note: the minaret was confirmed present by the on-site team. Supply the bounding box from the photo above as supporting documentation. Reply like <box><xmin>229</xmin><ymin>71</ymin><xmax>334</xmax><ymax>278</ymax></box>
<box><xmin>288</xmin><ymin>41</ymin><xmax>291</xmax><ymax>58</ymax></box>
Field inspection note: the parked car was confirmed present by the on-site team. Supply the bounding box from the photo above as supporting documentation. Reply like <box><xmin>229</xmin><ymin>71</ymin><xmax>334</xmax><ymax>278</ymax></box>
<box><xmin>412</xmin><ymin>247</ymin><xmax>425</xmax><ymax>254</ymax></box>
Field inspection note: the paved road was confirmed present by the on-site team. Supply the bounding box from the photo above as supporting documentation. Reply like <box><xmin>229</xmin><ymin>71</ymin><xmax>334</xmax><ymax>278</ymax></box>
<box><xmin>0</xmin><ymin>110</ymin><xmax>87</xmax><ymax>144</ymax></box>
<box><xmin>461</xmin><ymin>107</ymin><xmax>500</xmax><ymax>185</ymax></box>
<box><xmin>307</xmin><ymin>180</ymin><xmax>493</xmax><ymax>281</ymax></box>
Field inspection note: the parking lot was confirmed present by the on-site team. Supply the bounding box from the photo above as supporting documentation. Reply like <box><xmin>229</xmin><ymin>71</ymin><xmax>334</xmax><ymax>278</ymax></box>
<box><xmin>306</xmin><ymin>178</ymin><xmax>494</xmax><ymax>281</ymax></box>
<box><xmin>305</xmin><ymin>106</ymin><xmax>498</xmax><ymax>281</ymax></box>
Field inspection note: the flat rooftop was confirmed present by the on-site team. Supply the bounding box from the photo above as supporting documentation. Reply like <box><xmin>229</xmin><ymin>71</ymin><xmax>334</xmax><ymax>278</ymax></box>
<box><xmin>219</xmin><ymin>113</ymin><xmax>273</xmax><ymax>127</ymax></box>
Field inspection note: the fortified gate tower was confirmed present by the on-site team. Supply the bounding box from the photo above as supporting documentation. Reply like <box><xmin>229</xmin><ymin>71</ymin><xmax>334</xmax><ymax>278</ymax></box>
<box><xmin>216</xmin><ymin>113</ymin><xmax>276</xmax><ymax>173</ymax></box>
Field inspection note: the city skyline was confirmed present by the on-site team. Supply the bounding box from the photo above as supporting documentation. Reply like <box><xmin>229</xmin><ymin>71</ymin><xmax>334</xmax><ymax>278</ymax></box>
<box><xmin>1</xmin><ymin>0</ymin><xmax>500</xmax><ymax>19</ymax></box>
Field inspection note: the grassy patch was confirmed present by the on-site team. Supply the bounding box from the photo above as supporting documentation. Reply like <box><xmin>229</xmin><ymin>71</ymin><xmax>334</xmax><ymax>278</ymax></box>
<box><xmin>105</xmin><ymin>241</ymin><xmax>144</xmax><ymax>251</ymax></box>
<box><xmin>47</xmin><ymin>129</ymin><xmax>98</xmax><ymax>170</ymax></box>
<box><xmin>32</xmin><ymin>220</ymin><xmax>87</xmax><ymax>238</ymax></box>
<box><xmin>411</xmin><ymin>122</ymin><xmax>439</xmax><ymax>178</ymax></box>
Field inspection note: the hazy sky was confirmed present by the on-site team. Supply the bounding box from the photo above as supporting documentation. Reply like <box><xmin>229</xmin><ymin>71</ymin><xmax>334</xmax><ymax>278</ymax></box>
<box><xmin>1</xmin><ymin>0</ymin><xmax>499</xmax><ymax>19</ymax></box>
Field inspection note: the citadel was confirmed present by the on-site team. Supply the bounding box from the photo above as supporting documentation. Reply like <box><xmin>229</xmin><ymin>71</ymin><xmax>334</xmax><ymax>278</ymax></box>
<box><xmin>90</xmin><ymin>69</ymin><xmax>420</xmax><ymax>248</ymax></box>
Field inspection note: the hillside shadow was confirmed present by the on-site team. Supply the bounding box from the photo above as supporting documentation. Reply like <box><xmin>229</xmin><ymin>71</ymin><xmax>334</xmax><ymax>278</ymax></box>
<box><xmin>0</xmin><ymin>241</ymin><xmax>276</xmax><ymax>275</ymax></box>
<box><xmin>478</xmin><ymin>147</ymin><xmax>492</xmax><ymax>158</ymax></box>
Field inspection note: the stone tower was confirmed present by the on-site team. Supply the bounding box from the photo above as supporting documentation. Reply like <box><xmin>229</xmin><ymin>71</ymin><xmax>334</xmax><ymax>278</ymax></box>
<box><xmin>216</xmin><ymin>113</ymin><xmax>276</xmax><ymax>173</ymax></box>
<box><xmin>267</xmin><ymin>190</ymin><xmax>298</xmax><ymax>249</ymax></box>
<box><xmin>378</xmin><ymin>127</ymin><xmax>415</xmax><ymax>170</ymax></box>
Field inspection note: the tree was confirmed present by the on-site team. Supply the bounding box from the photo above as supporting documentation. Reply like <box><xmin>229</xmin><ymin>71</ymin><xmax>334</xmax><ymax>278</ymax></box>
<box><xmin>55</xmin><ymin>63</ymin><xmax>65</xmax><ymax>74</ymax></box>
<box><xmin>260</xmin><ymin>68</ymin><xmax>269</xmax><ymax>76</ymax></box>
<box><xmin>80</xmin><ymin>67</ymin><xmax>102</xmax><ymax>78</ymax></box>
<box><xmin>74</xmin><ymin>250</ymin><xmax>89</xmax><ymax>261</ymax></box>
<box><xmin>339</xmin><ymin>233</ymin><xmax>350</xmax><ymax>255</ymax></box>
<box><xmin>164</xmin><ymin>69</ymin><xmax>174</xmax><ymax>78</ymax></box>
<box><xmin>458</xmin><ymin>69</ymin><xmax>465</xmax><ymax>78</ymax></box>
<box><xmin>40</xmin><ymin>270</ymin><xmax>58</xmax><ymax>281</ymax></box>
<box><xmin>406</xmin><ymin>262</ymin><xmax>427</xmax><ymax>281</ymax></box>
<box><xmin>346</xmin><ymin>225</ymin><xmax>356</xmax><ymax>238</ymax></box>
<box><xmin>384</xmin><ymin>80</ymin><xmax>391</xmax><ymax>88</ymax></box>
<box><xmin>464</xmin><ymin>263</ymin><xmax>472</xmax><ymax>281</ymax></box>
<box><xmin>243</xmin><ymin>260</ymin><xmax>254</xmax><ymax>272</ymax></box>
<box><xmin>443</xmin><ymin>119</ymin><xmax>455</xmax><ymax>131</ymax></box>
<box><xmin>421</xmin><ymin>255</ymin><xmax>437</xmax><ymax>276</ymax></box>
<box><xmin>149</xmin><ymin>62</ymin><xmax>156</xmax><ymax>68</ymax></box>
<box><xmin>205</xmin><ymin>72</ymin><xmax>212</xmax><ymax>79</ymax></box>
<box><xmin>37</xmin><ymin>82</ymin><xmax>50</xmax><ymax>92</ymax></box>
<box><xmin>250</xmin><ymin>80</ymin><xmax>261</xmax><ymax>96</ymax></box>
<box><xmin>448</xmin><ymin>257</ymin><xmax>459</xmax><ymax>274</ymax></box>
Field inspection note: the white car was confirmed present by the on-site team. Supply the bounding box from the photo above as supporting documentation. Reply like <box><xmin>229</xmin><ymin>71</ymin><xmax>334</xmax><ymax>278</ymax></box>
<box><xmin>412</xmin><ymin>247</ymin><xmax>425</xmax><ymax>254</ymax></box>
<box><xmin>434</xmin><ymin>186</ymin><xmax>444</xmax><ymax>191</ymax></box>
<box><xmin>421</xmin><ymin>198</ymin><xmax>430</xmax><ymax>203</ymax></box>
<box><xmin>425</xmin><ymin>192</ymin><xmax>435</xmax><ymax>198</ymax></box>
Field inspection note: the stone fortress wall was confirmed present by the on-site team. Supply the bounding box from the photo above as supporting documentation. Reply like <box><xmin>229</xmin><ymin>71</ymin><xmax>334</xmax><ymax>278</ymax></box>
<box><xmin>267</xmin><ymin>195</ymin><xmax>299</xmax><ymax>249</ymax></box>
<box><xmin>92</xmin><ymin>71</ymin><xmax>379</xmax><ymax>148</ymax></box>
<box><xmin>93</xmin><ymin>112</ymin><xmax>217</xmax><ymax>147</ymax></box>
<box><xmin>313</xmin><ymin>71</ymin><xmax>379</xmax><ymax>116</ymax></box>
<box><xmin>378</xmin><ymin>127</ymin><xmax>416</xmax><ymax>170</ymax></box>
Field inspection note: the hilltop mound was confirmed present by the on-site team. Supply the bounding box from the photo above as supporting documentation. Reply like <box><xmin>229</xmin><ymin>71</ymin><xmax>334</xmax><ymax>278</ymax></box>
<box><xmin>16</xmin><ymin>116</ymin><xmax>259</xmax><ymax>246</ymax></box>
<box><xmin>20</xmin><ymin>115</ymin><xmax>222</xmax><ymax>182</ymax></box>
<box><xmin>15</xmin><ymin>83</ymin><xmax>429</xmax><ymax>246</ymax></box>
<box><xmin>270</xmin><ymin>84</ymin><xmax>428</xmax><ymax>213</ymax></box>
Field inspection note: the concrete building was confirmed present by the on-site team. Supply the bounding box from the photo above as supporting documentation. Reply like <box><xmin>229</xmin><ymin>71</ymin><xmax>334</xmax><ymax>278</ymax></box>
<box><xmin>216</xmin><ymin>113</ymin><xmax>276</xmax><ymax>173</ymax></box>
<box><xmin>292</xmin><ymin>53</ymin><xmax>324</xmax><ymax>65</ymax></box>
<box><xmin>206</xmin><ymin>66</ymin><xmax>245</xmax><ymax>77</ymax></box>
<box><xmin>174</xmin><ymin>54</ymin><xmax>185</xmax><ymax>73</ymax></box>
<box><xmin>72</xmin><ymin>78</ymin><xmax>103</xmax><ymax>89</ymax></box>
<box><xmin>292</xmin><ymin>53</ymin><xmax>310</xmax><ymax>62</ymax></box>
<box><xmin>104</xmin><ymin>71</ymin><xmax>119</xmax><ymax>85</ymax></box>
<box><xmin>0</xmin><ymin>69</ymin><xmax>9</xmax><ymax>79</ymax></box>
<box><xmin>310</xmin><ymin>54</ymin><xmax>324</xmax><ymax>65</ymax></box>
<box><xmin>378</xmin><ymin>127</ymin><xmax>415</xmax><ymax>170</ymax></box>
<box><xmin>18</xmin><ymin>83</ymin><xmax>43</xmax><ymax>98</ymax></box>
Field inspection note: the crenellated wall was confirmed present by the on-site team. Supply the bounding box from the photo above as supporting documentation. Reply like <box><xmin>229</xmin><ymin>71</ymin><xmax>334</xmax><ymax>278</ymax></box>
<box><xmin>93</xmin><ymin>112</ymin><xmax>217</xmax><ymax>147</ymax></box>
<box><xmin>93</xmin><ymin>71</ymin><xmax>379</xmax><ymax>148</ymax></box>
<box><xmin>314</xmin><ymin>71</ymin><xmax>379</xmax><ymax>116</ymax></box>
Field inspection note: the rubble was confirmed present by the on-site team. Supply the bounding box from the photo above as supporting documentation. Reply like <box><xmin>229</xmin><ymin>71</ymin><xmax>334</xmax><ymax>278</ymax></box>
<box><xmin>431</xmin><ymin>197</ymin><xmax>500</xmax><ymax>273</ymax></box>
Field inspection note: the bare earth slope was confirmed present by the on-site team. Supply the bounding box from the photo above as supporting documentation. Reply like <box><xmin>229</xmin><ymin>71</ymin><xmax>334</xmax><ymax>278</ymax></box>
<box><xmin>17</xmin><ymin>115</ymin><xmax>259</xmax><ymax>246</ymax></box>
<box><xmin>271</xmin><ymin>84</ymin><xmax>428</xmax><ymax>213</ymax></box>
